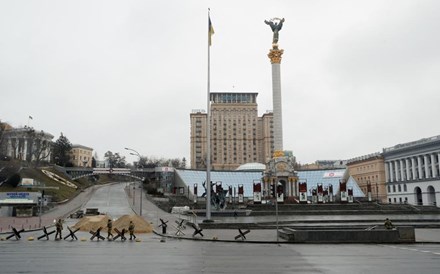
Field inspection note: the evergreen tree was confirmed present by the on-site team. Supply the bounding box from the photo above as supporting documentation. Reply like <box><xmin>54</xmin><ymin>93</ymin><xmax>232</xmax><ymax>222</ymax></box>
<box><xmin>52</xmin><ymin>133</ymin><xmax>72</xmax><ymax>166</ymax></box>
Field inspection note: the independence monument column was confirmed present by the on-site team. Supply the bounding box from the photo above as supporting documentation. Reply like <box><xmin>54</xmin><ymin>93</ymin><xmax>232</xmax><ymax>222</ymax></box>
<box><xmin>265</xmin><ymin>18</ymin><xmax>285</xmax><ymax>152</ymax></box>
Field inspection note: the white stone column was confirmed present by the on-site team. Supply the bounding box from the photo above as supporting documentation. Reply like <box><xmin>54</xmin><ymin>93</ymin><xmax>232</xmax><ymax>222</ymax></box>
<box><xmin>7</xmin><ymin>139</ymin><xmax>12</xmax><ymax>157</ymax></box>
<box><xmin>389</xmin><ymin>161</ymin><xmax>394</xmax><ymax>182</ymax></box>
<box><xmin>418</xmin><ymin>156</ymin><xmax>423</xmax><ymax>179</ymax></box>
<box><xmin>268</xmin><ymin>47</ymin><xmax>284</xmax><ymax>152</ymax></box>
<box><xmin>437</xmin><ymin>152</ymin><xmax>440</xmax><ymax>177</ymax></box>
<box><xmin>14</xmin><ymin>138</ymin><xmax>19</xmax><ymax>159</ymax></box>
<box><xmin>23</xmin><ymin>138</ymin><xmax>28</xmax><ymax>161</ymax></box>
<box><xmin>394</xmin><ymin>161</ymin><xmax>400</xmax><ymax>181</ymax></box>
<box><xmin>400</xmin><ymin>159</ymin><xmax>405</xmax><ymax>181</ymax></box>
<box><xmin>411</xmin><ymin>157</ymin><xmax>417</xmax><ymax>180</ymax></box>
<box><xmin>405</xmin><ymin>158</ymin><xmax>411</xmax><ymax>181</ymax></box>
<box><xmin>424</xmin><ymin>155</ymin><xmax>430</xmax><ymax>179</ymax></box>
<box><xmin>431</xmin><ymin>154</ymin><xmax>437</xmax><ymax>178</ymax></box>
<box><xmin>385</xmin><ymin>162</ymin><xmax>390</xmax><ymax>183</ymax></box>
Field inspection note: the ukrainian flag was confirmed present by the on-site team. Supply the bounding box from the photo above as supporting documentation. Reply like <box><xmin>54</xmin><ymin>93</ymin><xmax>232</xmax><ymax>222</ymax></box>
<box><xmin>209</xmin><ymin>16</ymin><xmax>214</xmax><ymax>46</ymax></box>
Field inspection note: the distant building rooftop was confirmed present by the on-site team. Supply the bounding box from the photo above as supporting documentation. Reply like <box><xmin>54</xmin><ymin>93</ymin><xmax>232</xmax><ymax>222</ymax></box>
<box><xmin>236</xmin><ymin>162</ymin><xmax>266</xmax><ymax>171</ymax></box>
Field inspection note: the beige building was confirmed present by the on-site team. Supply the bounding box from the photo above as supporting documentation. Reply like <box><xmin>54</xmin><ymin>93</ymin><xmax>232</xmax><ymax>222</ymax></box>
<box><xmin>190</xmin><ymin>92</ymin><xmax>274</xmax><ymax>170</ymax></box>
<box><xmin>346</xmin><ymin>153</ymin><xmax>387</xmax><ymax>203</ymax></box>
<box><xmin>69</xmin><ymin>144</ymin><xmax>93</xmax><ymax>167</ymax></box>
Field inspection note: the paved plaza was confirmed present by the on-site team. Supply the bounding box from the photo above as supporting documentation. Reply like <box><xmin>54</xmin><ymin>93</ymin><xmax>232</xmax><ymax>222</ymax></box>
<box><xmin>1</xmin><ymin>183</ymin><xmax>440</xmax><ymax>274</ymax></box>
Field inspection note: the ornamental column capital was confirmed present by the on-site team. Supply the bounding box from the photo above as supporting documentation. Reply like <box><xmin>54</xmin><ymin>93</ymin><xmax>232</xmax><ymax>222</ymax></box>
<box><xmin>268</xmin><ymin>45</ymin><xmax>284</xmax><ymax>64</ymax></box>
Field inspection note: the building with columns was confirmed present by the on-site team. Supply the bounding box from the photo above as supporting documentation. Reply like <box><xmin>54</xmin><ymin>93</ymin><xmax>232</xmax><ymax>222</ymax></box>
<box><xmin>383</xmin><ymin>135</ymin><xmax>440</xmax><ymax>206</ymax></box>
<box><xmin>0</xmin><ymin>127</ymin><xmax>53</xmax><ymax>163</ymax></box>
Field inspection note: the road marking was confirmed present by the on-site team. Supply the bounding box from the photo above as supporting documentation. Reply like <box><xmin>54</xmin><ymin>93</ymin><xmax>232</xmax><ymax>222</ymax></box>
<box><xmin>380</xmin><ymin>244</ymin><xmax>440</xmax><ymax>256</ymax></box>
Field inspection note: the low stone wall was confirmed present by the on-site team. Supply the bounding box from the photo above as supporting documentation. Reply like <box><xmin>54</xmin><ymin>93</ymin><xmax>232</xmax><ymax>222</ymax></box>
<box><xmin>279</xmin><ymin>227</ymin><xmax>415</xmax><ymax>243</ymax></box>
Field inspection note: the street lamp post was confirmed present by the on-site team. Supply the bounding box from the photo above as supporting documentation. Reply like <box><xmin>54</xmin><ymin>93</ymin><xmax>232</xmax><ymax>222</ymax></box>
<box><xmin>39</xmin><ymin>190</ymin><xmax>43</xmax><ymax>228</ymax></box>
<box><xmin>139</xmin><ymin>181</ymin><xmax>142</xmax><ymax>216</ymax></box>
<box><xmin>133</xmin><ymin>186</ymin><xmax>136</xmax><ymax>206</ymax></box>
<box><xmin>125</xmin><ymin>147</ymin><xmax>143</xmax><ymax>216</ymax></box>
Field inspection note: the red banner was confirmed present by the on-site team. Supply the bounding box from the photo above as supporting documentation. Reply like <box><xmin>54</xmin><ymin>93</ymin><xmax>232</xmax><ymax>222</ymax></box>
<box><xmin>238</xmin><ymin>184</ymin><xmax>244</xmax><ymax>195</ymax></box>
<box><xmin>299</xmin><ymin>182</ymin><xmax>307</xmax><ymax>192</ymax></box>
<box><xmin>253</xmin><ymin>182</ymin><xmax>261</xmax><ymax>192</ymax></box>
<box><xmin>340</xmin><ymin>181</ymin><xmax>347</xmax><ymax>192</ymax></box>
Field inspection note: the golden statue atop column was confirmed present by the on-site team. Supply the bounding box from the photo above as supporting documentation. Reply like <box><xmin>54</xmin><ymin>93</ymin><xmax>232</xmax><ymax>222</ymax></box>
<box><xmin>265</xmin><ymin>18</ymin><xmax>285</xmax><ymax>64</ymax></box>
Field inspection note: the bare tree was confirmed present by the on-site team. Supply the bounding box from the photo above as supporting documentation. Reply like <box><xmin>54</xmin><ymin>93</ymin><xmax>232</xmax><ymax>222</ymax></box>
<box><xmin>104</xmin><ymin>151</ymin><xmax>126</xmax><ymax>168</ymax></box>
<box><xmin>0</xmin><ymin>120</ymin><xmax>7</xmax><ymax>156</ymax></box>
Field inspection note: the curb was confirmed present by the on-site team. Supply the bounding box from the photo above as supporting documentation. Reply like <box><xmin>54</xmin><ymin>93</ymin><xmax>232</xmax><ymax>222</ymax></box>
<box><xmin>152</xmin><ymin>230</ymin><xmax>440</xmax><ymax>245</ymax></box>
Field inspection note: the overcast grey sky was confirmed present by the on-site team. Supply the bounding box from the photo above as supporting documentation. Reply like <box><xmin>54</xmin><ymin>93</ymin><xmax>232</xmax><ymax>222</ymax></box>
<box><xmin>1</xmin><ymin>0</ymin><xmax>439</xmax><ymax>166</ymax></box>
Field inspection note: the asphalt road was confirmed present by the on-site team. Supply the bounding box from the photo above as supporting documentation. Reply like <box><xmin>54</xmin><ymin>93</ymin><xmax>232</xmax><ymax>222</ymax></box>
<box><xmin>0</xmin><ymin>183</ymin><xmax>439</xmax><ymax>274</ymax></box>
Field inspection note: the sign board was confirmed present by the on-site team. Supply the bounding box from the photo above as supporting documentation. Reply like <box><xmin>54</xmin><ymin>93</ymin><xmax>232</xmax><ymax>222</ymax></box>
<box><xmin>0</xmin><ymin>192</ymin><xmax>38</xmax><ymax>205</ymax></box>
<box><xmin>323</xmin><ymin>171</ymin><xmax>344</xmax><ymax>178</ymax></box>
<box><xmin>276</xmin><ymin>184</ymin><xmax>284</xmax><ymax>203</ymax></box>
<box><xmin>238</xmin><ymin>184</ymin><xmax>244</xmax><ymax>203</ymax></box>
<box><xmin>277</xmin><ymin>193</ymin><xmax>284</xmax><ymax>203</ymax></box>
<box><xmin>317</xmin><ymin>184</ymin><xmax>324</xmax><ymax>203</ymax></box>
<box><xmin>299</xmin><ymin>182</ymin><xmax>308</xmax><ymax>203</ymax></box>
<box><xmin>348</xmin><ymin>188</ymin><xmax>354</xmax><ymax>203</ymax></box>
<box><xmin>155</xmin><ymin>167</ymin><xmax>175</xmax><ymax>172</ymax></box>
<box><xmin>340</xmin><ymin>191</ymin><xmax>348</xmax><ymax>202</ymax></box>
<box><xmin>253</xmin><ymin>181</ymin><xmax>262</xmax><ymax>204</ymax></box>
<box><xmin>21</xmin><ymin>178</ymin><xmax>34</xmax><ymax>186</ymax></box>
<box><xmin>193</xmin><ymin>184</ymin><xmax>198</xmax><ymax>203</ymax></box>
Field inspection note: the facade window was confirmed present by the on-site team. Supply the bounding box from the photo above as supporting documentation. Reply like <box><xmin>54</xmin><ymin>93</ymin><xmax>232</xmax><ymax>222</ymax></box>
<box><xmin>403</xmin><ymin>184</ymin><xmax>407</xmax><ymax>192</ymax></box>
<box><xmin>392</xmin><ymin>185</ymin><xmax>396</xmax><ymax>192</ymax></box>
<box><xmin>398</xmin><ymin>184</ymin><xmax>401</xmax><ymax>192</ymax></box>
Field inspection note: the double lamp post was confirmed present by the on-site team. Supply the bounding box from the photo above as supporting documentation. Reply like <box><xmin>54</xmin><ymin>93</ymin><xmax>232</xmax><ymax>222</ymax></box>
<box><xmin>124</xmin><ymin>147</ymin><xmax>143</xmax><ymax>216</ymax></box>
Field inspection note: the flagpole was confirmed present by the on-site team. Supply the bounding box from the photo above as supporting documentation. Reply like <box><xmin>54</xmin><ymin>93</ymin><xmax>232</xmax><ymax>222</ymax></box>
<box><xmin>205</xmin><ymin>8</ymin><xmax>212</xmax><ymax>221</ymax></box>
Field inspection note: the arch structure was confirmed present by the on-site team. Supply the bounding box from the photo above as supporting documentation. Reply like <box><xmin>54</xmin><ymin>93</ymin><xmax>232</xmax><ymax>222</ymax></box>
<box><xmin>414</xmin><ymin>187</ymin><xmax>423</xmax><ymax>206</ymax></box>
<box><xmin>427</xmin><ymin>185</ymin><xmax>436</xmax><ymax>206</ymax></box>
